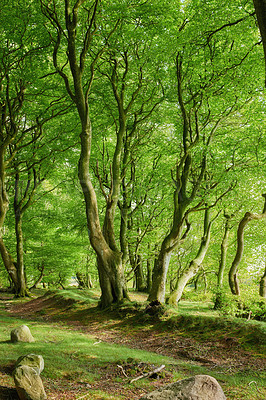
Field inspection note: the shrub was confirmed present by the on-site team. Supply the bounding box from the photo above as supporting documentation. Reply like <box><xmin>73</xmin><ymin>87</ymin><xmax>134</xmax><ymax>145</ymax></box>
<box><xmin>213</xmin><ymin>289</ymin><xmax>266</xmax><ymax>321</ymax></box>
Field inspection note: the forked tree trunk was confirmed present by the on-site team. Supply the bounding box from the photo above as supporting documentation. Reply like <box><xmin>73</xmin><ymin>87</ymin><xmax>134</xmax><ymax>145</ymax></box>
<box><xmin>30</xmin><ymin>262</ymin><xmax>45</xmax><ymax>289</ymax></box>
<box><xmin>168</xmin><ymin>207</ymin><xmax>212</xmax><ymax>305</ymax></box>
<box><xmin>148</xmin><ymin>238</ymin><xmax>174</xmax><ymax>303</ymax></box>
<box><xmin>229</xmin><ymin>194</ymin><xmax>266</xmax><ymax>295</ymax></box>
<box><xmin>79</xmin><ymin>129</ymin><xmax>128</xmax><ymax>307</ymax></box>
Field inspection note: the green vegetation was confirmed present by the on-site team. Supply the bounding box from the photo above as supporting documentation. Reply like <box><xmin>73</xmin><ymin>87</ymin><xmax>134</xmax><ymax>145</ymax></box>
<box><xmin>0</xmin><ymin>289</ymin><xmax>265</xmax><ymax>399</ymax></box>
<box><xmin>0</xmin><ymin>1</ymin><xmax>266</xmax><ymax>397</ymax></box>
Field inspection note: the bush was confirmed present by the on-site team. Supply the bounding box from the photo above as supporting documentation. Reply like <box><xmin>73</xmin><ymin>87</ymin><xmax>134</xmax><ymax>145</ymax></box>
<box><xmin>213</xmin><ymin>289</ymin><xmax>266</xmax><ymax>321</ymax></box>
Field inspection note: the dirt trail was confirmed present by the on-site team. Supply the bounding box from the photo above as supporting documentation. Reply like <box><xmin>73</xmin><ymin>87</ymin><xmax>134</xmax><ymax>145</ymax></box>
<box><xmin>2</xmin><ymin>291</ymin><xmax>266</xmax><ymax>399</ymax></box>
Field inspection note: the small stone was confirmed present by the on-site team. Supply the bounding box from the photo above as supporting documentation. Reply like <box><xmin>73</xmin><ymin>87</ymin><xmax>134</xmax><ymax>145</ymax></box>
<box><xmin>11</xmin><ymin>325</ymin><xmax>35</xmax><ymax>343</ymax></box>
<box><xmin>139</xmin><ymin>374</ymin><xmax>226</xmax><ymax>400</ymax></box>
<box><xmin>13</xmin><ymin>365</ymin><xmax>47</xmax><ymax>400</ymax></box>
<box><xmin>15</xmin><ymin>354</ymin><xmax>44</xmax><ymax>374</ymax></box>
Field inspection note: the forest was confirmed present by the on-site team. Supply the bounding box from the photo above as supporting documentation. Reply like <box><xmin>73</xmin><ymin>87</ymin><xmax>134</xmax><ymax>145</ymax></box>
<box><xmin>0</xmin><ymin>0</ymin><xmax>266</xmax><ymax>318</ymax></box>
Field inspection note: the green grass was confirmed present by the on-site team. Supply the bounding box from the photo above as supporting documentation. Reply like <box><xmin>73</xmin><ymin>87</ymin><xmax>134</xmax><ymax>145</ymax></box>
<box><xmin>1</xmin><ymin>289</ymin><xmax>265</xmax><ymax>399</ymax></box>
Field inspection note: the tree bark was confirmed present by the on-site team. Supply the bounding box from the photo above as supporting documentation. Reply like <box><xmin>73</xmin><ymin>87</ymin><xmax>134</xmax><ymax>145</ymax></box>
<box><xmin>30</xmin><ymin>262</ymin><xmax>45</xmax><ymax>289</ymax></box>
<box><xmin>168</xmin><ymin>207</ymin><xmax>212</xmax><ymax>305</ymax></box>
<box><xmin>14</xmin><ymin>210</ymin><xmax>28</xmax><ymax>297</ymax></box>
<box><xmin>259</xmin><ymin>263</ymin><xmax>266</xmax><ymax>297</ymax></box>
<box><xmin>147</xmin><ymin>52</ymin><xmax>207</xmax><ymax>303</ymax></box>
<box><xmin>217</xmin><ymin>214</ymin><xmax>232</xmax><ymax>288</ymax></box>
<box><xmin>42</xmin><ymin>0</ymin><xmax>129</xmax><ymax>308</ymax></box>
<box><xmin>0</xmin><ymin>153</ymin><xmax>19</xmax><ymax>290</ymax></box>
<box><xmin>253</xmin><ymin>0</ymin><xmax>266</xmax><ymax>85</ymax></box>
<box><xmin>229</xmin><ymin>194</ymin><xmax>266</xmax><ymax>295</ymax></box>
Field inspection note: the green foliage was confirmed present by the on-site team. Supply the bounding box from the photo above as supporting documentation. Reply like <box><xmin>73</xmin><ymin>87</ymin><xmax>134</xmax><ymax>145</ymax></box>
<box><xmin>214</xmin><ymin>289</ymin><xmax>266</xmax><ymax>321</ymax></box>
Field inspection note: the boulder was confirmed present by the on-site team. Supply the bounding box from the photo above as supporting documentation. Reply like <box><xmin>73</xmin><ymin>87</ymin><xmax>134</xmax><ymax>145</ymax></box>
<box><xmin>15</xmin><ymin>354</ymin><xmax>44</xmax><ymax>374</ymax></box>
<box><xmin>13</xmin><ymin>365</ymin><xmax>47</xmax><ymax>400</ymax></box>
<box><xmin>139</xmin><ymin>374</ymin><xmax>226</xmax><ymax>400</ymax></box>
<box><xmin>11</xmin><ymin>325</ymin><xmax>35</xmax><ymax>343</ymax></box>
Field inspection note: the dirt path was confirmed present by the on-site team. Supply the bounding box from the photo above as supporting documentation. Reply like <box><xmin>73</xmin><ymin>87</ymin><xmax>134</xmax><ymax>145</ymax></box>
<box><xmin>2</xmin><ymin>292</ymin><xmax>266</xmax><ymax>399</ymax></box>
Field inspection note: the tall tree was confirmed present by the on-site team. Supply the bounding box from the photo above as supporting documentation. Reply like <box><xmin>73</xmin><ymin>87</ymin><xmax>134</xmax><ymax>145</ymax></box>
<box><xmin>229</xmin><ymin>194</ymin><xmax>266</xmax><ymax>295</ymax></box>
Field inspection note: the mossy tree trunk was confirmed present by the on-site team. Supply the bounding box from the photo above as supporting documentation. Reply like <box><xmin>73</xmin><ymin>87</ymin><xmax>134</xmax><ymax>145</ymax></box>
<box><xmin>148</xmin><ymin>52</ymin><xmax>208</xmax><ymax>304</ymax></box>
<box><xmin>168</xmin><ymin>207</ymin><xmax>213</xmax><ymax>305</ymax></box>
<box><xmin>42</xmin><ymin>0</ymin><xmax>129</xmax><ymax>308</ymax></box>
<box><xmin>229</xmin><ymin>194</ymin><xmax>266</xmax><ymax>295</ymax></box>
<box><xmin>259</xmin><ymin>263</ymin><xmax>266</xmax><ymax>297</ymax></box>
<box><xmin>217</xmin><ymin>213</ymin><xmax>233</xmax><ymax>288</ymax></box>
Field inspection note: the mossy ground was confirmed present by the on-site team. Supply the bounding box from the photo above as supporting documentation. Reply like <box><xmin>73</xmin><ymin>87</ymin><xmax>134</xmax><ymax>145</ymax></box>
<box><xmin>0</xmin><ymin>288</ymin><xmax>265</xmax><ymax>399</ymax></box>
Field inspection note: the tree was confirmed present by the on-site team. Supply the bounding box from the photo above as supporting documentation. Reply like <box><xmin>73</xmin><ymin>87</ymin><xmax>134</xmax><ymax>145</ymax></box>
<box><xmin>229</xmin><ymin>194</ymin><xmax>266</xmax><ymax>295</ymax></box>
<box><xmin>168</xmin><ymin>206</ymin><xmax>214</xmax><ymax>305</ymax></box>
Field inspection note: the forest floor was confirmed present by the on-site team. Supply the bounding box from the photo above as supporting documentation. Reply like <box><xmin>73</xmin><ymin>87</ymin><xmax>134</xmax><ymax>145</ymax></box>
<box><xmin>0</xmin><ymin>289</ymin><xmax>265</xmax><ymax>400</ymax></box>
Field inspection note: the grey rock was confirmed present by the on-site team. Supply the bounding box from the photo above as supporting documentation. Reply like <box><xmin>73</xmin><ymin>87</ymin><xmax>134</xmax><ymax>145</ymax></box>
<box><xmin>13</xmin><ymin>365</ymin><xmax>47</xmax><ymax>400</ymax></box>
<box><xmin>15</xmin><ymin>354</ymin><xmax>44</xmax><ymax>374</ymax></box>
<box><xmin>11</xmin><ymin>325</ymin><xmax>35</xmax><ymax>343</ymax></box>
<box><xmin>139</xmin><ymin>374</ymin><xmax>226</xmax><ymax>400</ymax></box>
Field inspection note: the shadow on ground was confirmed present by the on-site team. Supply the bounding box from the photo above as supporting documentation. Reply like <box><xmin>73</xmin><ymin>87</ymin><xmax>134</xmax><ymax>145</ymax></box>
<box><xmin>0</xmin><ymin>386</ymin><xmax>19</xmax><ymax>399</ymax></box>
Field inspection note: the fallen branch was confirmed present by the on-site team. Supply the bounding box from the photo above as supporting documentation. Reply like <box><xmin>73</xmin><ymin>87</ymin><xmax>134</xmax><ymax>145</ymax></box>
<box><xmin>130</xmin><ymin>364</ymin><xmax>165</xmax><ymax>383</ymax></box>
<box><xmin>117</xmin><ymin>364</ymin><xmax>128</xmax><ymax>378</ymax></box>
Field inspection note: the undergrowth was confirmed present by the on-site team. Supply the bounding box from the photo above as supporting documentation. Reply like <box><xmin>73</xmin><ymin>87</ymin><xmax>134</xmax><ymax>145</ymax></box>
<box><xmin>0</xmin><ymin>288</ymin><xmax>265</xmax><ymax>400</ymax></box>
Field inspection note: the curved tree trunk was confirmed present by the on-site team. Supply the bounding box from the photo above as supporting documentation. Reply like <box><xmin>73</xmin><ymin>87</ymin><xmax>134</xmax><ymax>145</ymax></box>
<box><xmin>168</xmin><ymin>207</ymin><xmax>212</xmax><ymax>305</ymax></box>
<box><xmin>147</xmin><ymin>51</ymin><xmax>208</xmax><ymax>304</ymax></box>
<box><xmin>217</xmin><ymin>213</ymin><xmax>232</xmax><ymax>288</ymax></box>
<box><xmin>148</xmin><ymin>236</ymin><xmax>175</xmax><ymax>303</ymax></box>
<box><xmin>42</xmin><ymin>0</ymin><xmax>129</xmax><ymax>308</ymax></box>
<box><xmin>229</xmin><ymin>194</ymin><xmax>266</xmax><ymax>295</ymax></box>
<box><xmin>0</xmin><ymin>157</ymin><xmax>19</xmax><ymax>291</ymax></box>
<box><xmin>30</xmin><ymin>262</ymin><xmax>45</xmax><ymax>289</ymax></box>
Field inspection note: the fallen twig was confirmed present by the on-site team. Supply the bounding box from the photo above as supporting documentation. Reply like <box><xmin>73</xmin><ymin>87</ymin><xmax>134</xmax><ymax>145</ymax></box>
<box><xmin>248</xmin><ymin>381</ymin><xmax>263</xmax><ymax>394</ymax></box>
<box><xmin>117</xmin><ymin>364</ymin><xmax>128</xmax><ymax>378</ymax></box>
<box><xmin>130</xmin><ymin>364</ymin><xmax>165</xmax><ymax>383</ymax></box>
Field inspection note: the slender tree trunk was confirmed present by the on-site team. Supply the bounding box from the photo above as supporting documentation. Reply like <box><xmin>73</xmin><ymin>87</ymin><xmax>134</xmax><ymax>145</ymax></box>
<box><xmin>0</xmin><ymin>157</ymin><xmax>19</xmax><ymax>290</ymax></box>
<box><xmin>217</xmin><ymin>214</ymin><xmax>232</xmax><ymax>288</ymax></box>
<box><xmin>30</xmin><ymin>262</ymin><xmax>45</xmax><ymax>289</ymax></box>
<box><xmin>148</xmin><ymin>199</ymin><xmax>188</xmax><ymax>303</ymax></box>
<box><xmin>134</xmin><ymin>254</ymin><xmax>146</xmax><ymax>292</ymax></box>
<box><xmin>259</xmin><ymin>262</ymin><xmax>266</xmax><ymax>297</ymax></box>
<box><xmin>168</xmin><ymin>207</ymin><xmax>212</xmax><ymax>305</ymax></box>
<box><xmin>229</xmin><ymin>194</ymin><xmax>266</xmax><ymax>295</ymax></box>
<box><xmin>14</xmin><ymin>210</ymin><xmax>28</xmax><ymax>297</ymax></box>
<box><xmin>146</xmin><ymin>250</ymin><xmax>153</xmax><ymax>293</ymax></box>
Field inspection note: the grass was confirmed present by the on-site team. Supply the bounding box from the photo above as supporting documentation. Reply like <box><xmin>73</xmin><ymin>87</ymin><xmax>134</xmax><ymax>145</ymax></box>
<box><xmin>1</xmin><ymin>288</ymin><xmax>265</xmax><ymax>399</ymax></box>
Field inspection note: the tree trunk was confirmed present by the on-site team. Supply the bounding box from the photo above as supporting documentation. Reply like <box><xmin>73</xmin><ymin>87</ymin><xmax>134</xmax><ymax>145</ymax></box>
<box><xmin>30</xmin><ymin>262</ymin><xmax>45</xmax><ymax>289</ymax></box>
<box><xmin>229</xmin><ymin>194</ymin><xmax>266</xmax><ymax>295</ymax></box>
<box><xmin>253</xmin><ymin>0</ymin><xmax>266</xmax><ymax>85</ymax></box>
<box><xmin>134</xmin><ymin>254</ymin><xmax>146</xmax><ymax>292</ymax></box>
<box><xmin>168</xmin><ymin>207</ymin><xmax>212</xmax><ymax>305</ymax></box>
<box><xmin>0</xmin><ymin>237</ymin><xmax>19</xmax><ymax>292</ymax></box>
<box><xmin>259</xmin><ymin>263</ymin><xmax>266</xmax><ymax>297</ymax></box>
<box><xmin>79</xmin><ymin>133</ymin><xmax>128</xmax><ymax>307</ymax></box>
<box><xmin>217</xmin><ymin>214</ymin><xmax>232</xmax><ymax>288</ymax></box>
<box><xmin>14</xmin><ymin>210</ymin><xmax>28</xmax><ymax>297</ymax></box>
<box><xmin>0</xmin><ymin>160</ymin><xmax>19</xmax><ymax>291</ymax></box>
<box><xmin>146</xmin><ymin>252</ymin><xmax>153</xmax><ymax>293</ymax></box>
